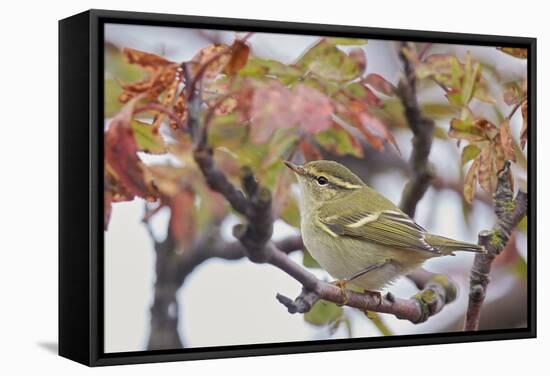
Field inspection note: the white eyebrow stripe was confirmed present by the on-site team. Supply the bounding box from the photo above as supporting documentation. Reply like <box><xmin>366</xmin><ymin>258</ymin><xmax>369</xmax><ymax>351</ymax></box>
<box><xmin>346</xmin><ymin>212</ymin><xmax>380</xmax><ymax>228</ymax></box>
<box><xmin>329</xmin><ymin>176</ymin><xmax>363</xmax><ymax>189</ymax></box>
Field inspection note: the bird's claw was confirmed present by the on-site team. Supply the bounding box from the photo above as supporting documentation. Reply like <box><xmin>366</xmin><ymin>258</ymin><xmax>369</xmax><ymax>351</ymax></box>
<box><xmin>332</xmin><ymin>279</ymin><xmax>349</xmax><ymax>306</ymax></box>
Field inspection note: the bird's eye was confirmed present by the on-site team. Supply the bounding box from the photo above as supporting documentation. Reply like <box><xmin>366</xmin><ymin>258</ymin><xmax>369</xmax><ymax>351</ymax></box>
<box><xmin>317</xmin><ymin>176</ymin><xmax>328</xmax><ymax>186</ymax></box>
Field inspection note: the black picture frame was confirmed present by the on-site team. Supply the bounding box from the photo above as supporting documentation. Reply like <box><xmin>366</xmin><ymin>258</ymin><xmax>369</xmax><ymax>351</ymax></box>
<box><xmin>59</xmin><ymin>9</ymin><xmax>537</xmax><ymax>367</ymax></box>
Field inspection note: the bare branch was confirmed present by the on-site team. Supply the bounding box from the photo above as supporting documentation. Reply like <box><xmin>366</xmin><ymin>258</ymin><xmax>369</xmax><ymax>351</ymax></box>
<box><xmin>397</xmin><ymin>42</ymin><xmax>436</xmax><ymax>218</ymax></box>
<box><xmin>133</xmin><ymin>103</ymin><xmax>188</xmax><ymax>133</ymax></box>
<box><xmin>464</xmin><ymin>161</ymin><xmax>528</xmax><ymax>331</ymax></box>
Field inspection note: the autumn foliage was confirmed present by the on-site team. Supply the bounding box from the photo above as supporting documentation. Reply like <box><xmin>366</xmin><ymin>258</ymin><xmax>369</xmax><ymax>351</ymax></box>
<box><xmin>105</xmin><ymin>36</ymin><xmax>527</xmax><ymax>228</ymax></box>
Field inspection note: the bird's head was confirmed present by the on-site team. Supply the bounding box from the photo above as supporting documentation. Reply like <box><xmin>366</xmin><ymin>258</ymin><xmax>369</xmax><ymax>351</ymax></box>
<box><xmin>284</xmin><ymin>160</ymin><xmax>365</xmax><ymax>209</ymax></box>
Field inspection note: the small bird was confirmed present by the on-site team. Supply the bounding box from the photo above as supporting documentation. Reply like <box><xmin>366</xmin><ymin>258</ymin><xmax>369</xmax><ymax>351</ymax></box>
<box><xmin>284</xmin><ymin>160</ymin><xmax>484</xmax><ymax>292</ymax></box>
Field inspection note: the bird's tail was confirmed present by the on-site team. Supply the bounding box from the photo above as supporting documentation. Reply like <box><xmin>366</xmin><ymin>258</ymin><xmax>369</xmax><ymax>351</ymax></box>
<box><xmin>426</xmin><ymin>234</ymin><xmax>486</xmax><ymax>255</ymax></box>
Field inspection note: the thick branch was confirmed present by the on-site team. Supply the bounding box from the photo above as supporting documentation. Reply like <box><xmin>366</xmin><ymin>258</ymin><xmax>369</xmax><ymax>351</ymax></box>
<box><xmin>464</xmin><ymin>161</ymin><xmax>528</xmax><ymax>331</ymax></box>
<box><xmin>397</xmin><ymin>42</ymin><xmax>436</xmax><ymax>218</ymax></box>
<box><xmin>143</xmin><ymin>214</ymin><xmax>184</xmax><ymax>350</ymax></box>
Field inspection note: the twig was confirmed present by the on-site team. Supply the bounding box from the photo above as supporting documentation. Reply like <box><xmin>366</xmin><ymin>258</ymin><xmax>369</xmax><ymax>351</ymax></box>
<box><xmin>507</xmin><ymin>98</ymin><xmax>527</xmax><ymax>120</ymax></box>
<box><xmin>397</xmin><ymin>42</ymin><xmax>436</xmax><ymax>218</ymax></box>
<box><xmin>464</xmin><ymin>161</ymin><xmax>528</xmax><ymax>331</ymax></box>
<box><xmin>133</xmin><ymin>103</ymin><xmax>188</xmax><ymax>133</ymax></box>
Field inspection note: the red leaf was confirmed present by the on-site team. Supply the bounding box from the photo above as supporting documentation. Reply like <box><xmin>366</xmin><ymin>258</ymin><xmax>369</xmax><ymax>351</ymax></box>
<box><xmin>105</xmin><ymin>99</ymin><xmax>152</xmax><ymax>198</ymax></box>
<box><xmin>118</xmin><ymin>66</ymin><xmax>178</xmax><ymax>103</ymax></box>
<box><xmin>122</xmin><ymin>47</ymin><xmax>174</xmax><ymax>71</ymax></box>
<box><xmin>224</xmin><ymin>40</ymin><xmax>250</xmax><ymax>74</ymax></box>
<box><xmin>234</xmin><ymin>80</ymin><xmax>255</xmax><ymax>123</ymax></box>
<box><xmin>349</xmin><ymin>48</ymin><xmax>367</xmax><ymax>75</ymax></box>
<box><xmin>478</xmin><ymin>146</ymin><xmax>496</xmax><ymax>194</ymax></box>
<box><xmin>190</xmin><ymin>44</ymin><xmax>230</xmax><ymax>81</ymax></box>
<box><xmin>499</xmin><ymin>120</ymin><xmax>516</xmax><ymax>162</ymax></box>
<box><xmin>362</xmin><ymin>86</ymin><xmax>384</xmax><ymax>107</ymax></box>
<box><xmin>169</xmin><ymin>90</ymin><xmax>188</xmax><ymax>129</ymax></box>
<box><xmin>292</xmin><ymin>85</ymin><xmax>334</xmax><ymax>134</ymax></box>
<box><xmin>364</xmin><ymin>73</ymin><xmax>396</xmax><ymax>96</ymax></box>
<box><xmin>169</xmin><ymin>189</ymin><xmax>196</xmax><ymax>251</ymax></box>
<box><xmin>300</xmin><ymin>139</ymin><xmax>322</xmax><ymax>161</ymax></box>
<box><xmin>250</xmin><ymin>81</ymin><xmax>297</xmax><ymax>143</ymax></box>
<box><xmin>356</xmin><ymin>107</ymin><xmax>400</xmax><ymax>153</ymax></box>
<box><xmin>497</xmin><ymin>47</ymin><xmax>528</xmax><ymax>59</ymax></box>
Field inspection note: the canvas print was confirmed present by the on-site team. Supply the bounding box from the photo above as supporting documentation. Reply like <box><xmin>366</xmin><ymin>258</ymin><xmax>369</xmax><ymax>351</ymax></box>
<box><xmin>103</xmin><ymin>23</ymin><xmax>529</xmax><ymax>353</ymax></box>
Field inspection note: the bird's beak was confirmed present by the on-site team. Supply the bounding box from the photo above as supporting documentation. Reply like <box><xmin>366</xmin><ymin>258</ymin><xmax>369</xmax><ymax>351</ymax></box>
<box><xmin>283</xmin><ymin>160</ymin><xmax>306</xmax><ymax>176</ymax></box>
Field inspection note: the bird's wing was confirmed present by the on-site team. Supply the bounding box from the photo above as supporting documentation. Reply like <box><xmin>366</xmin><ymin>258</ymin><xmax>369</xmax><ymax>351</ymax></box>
<box><xmin>317</xmin><ymin>205</ymin><xmax>441</xmax><ymax>255</ymax></box>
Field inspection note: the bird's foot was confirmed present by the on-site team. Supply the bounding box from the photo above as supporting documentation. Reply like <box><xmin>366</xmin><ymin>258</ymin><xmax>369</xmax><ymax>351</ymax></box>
<box><xmin>332</xmin><ymin>279</ymin><xmax>349</xmax><ymax>306</ymax></box>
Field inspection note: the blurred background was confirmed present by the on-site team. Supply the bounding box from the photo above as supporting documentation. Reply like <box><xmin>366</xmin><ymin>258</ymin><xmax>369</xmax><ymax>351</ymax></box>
<box><xmin>104</xmin><ymin>23</ymin><xmax>528</xmax><ymax>353</ymax></box>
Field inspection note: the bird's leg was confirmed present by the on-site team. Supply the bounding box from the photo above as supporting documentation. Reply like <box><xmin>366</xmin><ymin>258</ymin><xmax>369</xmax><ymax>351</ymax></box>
<box><xmin>332</xmin><ymin>259</ymin><xmax>392</xmax><ymax>307</ymax></box>
<box><xmin>332</xmin><ymin>279</ymin><xmax>350</xmax><ymax>306</ymax></box>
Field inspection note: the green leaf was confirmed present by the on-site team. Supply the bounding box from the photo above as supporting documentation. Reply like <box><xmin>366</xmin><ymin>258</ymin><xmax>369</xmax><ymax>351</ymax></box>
<box><xmin>365</xmin><ymin>311</ymin><xmax>393</xmax><ymax>336</ymax></box>
<box><xmin>301</xmin><ymin>76</ymin><xmax>341</xmax><ymax>97</ymax></box>
<box><xmin>131</xmin><ymin>120</ymin><xmax>166</xmax><ymax>154</ymax></box>
<box><xmin>239</xmin><ymin>57</ymin><xmax>302</xmax><ymax>85</ymax></box>
<box><xmin>460</xmin><ymin>53</ymin><xmax>481</xmax><ymax>105</ymax></box>
<box><xmin>104</xmin><ymin>43</ymin><xmax>145</xmax><ymax>83</ymax></box>
<box><xmin>302</xmin><ymin>248</ymin><xmax>321</xmax><ymax>268</ymax></box>
<box><xmin>421</xmin><ymin>102</ymin><xmax>457</xmax><ymax>119</ymax></box>
<box><xmin>342</xmin><ymin>82</ymin><xmax>383</xmax><ymax>107</ymax></box>
<box><xmin>461</xmin><ymin>144</ymin><xmax>481</xmax><ymax>166</ymax></box>
<box><xmin>304</xmin><ymin>300</ymin><xmax>343</xmax><ymax>326</ymax></box>
<box><xmin>449</xmin><ymin>118</ymin><xmax>486</xmax><ymax>142</ymax></box>
<box><xmin>415</xmin><ymin>54</ymin><xmax>460</xmax><ymax>87</ymax></box>
<box><xmin>297</xmin><ymin>40</ymin><xmax>364</xmax><ymax>82</ymax></box>
<box><xmin>432</xmin><ymin>126</ymin><xmax>448</xmax><ymax>140</ymax></box>
<box><xmin>326</xmin><ymin>37</ymin><xmax>368</xmax><ymax>46</ymax></box>
<box><xmin>315</xmin><ymin>125</ymin><xmax>363</xmax><ymax>157</ymax></box>
<box><xmin>104</xmin><ymin>79</ymin><xmax>123</xmax><ymax>118</ymax></box>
